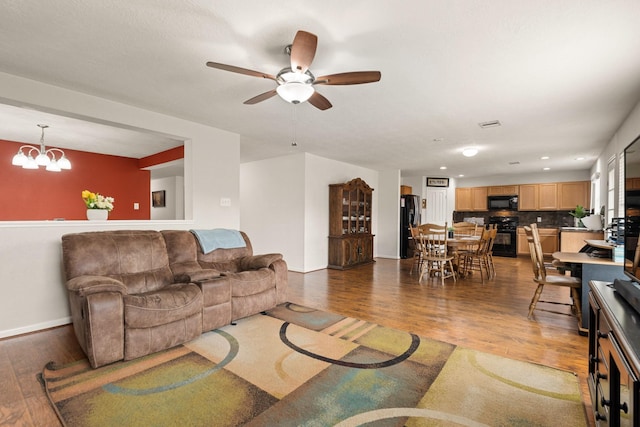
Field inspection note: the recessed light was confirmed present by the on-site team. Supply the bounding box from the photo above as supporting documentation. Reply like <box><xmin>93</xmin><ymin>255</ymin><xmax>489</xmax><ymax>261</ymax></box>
<box><xmin>462</xmin><ymin>147</ymin><xmax>478</xmax><ymax>157</ymax></box>
<box><xmin>543</xmin><ymin>167</ymin><xmax>551</xmax><ymax>171</ymax></box>
<box><xmin>458</xmin><ymin>174</ymin><xmax>464</xmax><ymax>177</ymax></box>
<box><xmin>541</xmin><ymin>156</ymin><xmax>549</xmax><ymax>160</ymax></box>
<box><xmin>440</xmin><ymin>166</ymin><xmax>447</xmax><ymax>170</ymax></box>
<box><xmin>575</xmin><ymin>157</ymin><xmax>585</xmax><ymax>161</ymax></box>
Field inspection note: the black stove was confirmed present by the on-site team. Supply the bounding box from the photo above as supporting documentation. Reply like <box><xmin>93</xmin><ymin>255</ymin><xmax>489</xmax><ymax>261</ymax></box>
<box><xmin>489</xmin><ymin>216</ymin><xmax>519</xmax><ymax>257</ymax></box>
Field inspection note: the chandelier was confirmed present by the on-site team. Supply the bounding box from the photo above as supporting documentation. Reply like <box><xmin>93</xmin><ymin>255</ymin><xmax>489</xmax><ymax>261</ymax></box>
<box><xmin>11</xmin><ymin>124</ymin><xmax>71</xmax><ymax>172</ymax></box>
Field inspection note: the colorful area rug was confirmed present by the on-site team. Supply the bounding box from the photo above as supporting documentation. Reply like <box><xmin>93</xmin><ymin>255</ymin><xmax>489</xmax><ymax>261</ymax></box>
<box><xmin>40</xmin><ymin>303</ymin><xmax>587</xmax><ymax>426</ymax></box>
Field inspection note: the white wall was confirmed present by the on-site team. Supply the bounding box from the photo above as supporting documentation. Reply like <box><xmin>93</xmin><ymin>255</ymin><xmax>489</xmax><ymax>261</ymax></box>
<box><xmin>151</xmin><ymin>176</ymin><xmax>184</xmax><ymax>220</ymax></box>
<box><xmin>456</xmin><ymin>170</ymin><xmax>591</xmax><ymax>187</ymax></box>
<box><xmin>240</xmin><ymin>153</ymin><xmax>380</xmax><ymax>272</ymax></box>
<box><xmin>0</xmin><ymin>72</ymin><xmax>241</xmax><ymax>337</ymax></box>
<box><xmin>240</xmin><ymin>153</ymin><xmax>306</xmax><ymax>272</ymax></box>
<box><xmin>593</xmin><ymin>99</ymin><xmax>640</xmax><ymax>215</ymax></box>
<box><xmin>377</xmin><ymin>170</ymin><xmax>402</xmax><ymax>259</ymax></box>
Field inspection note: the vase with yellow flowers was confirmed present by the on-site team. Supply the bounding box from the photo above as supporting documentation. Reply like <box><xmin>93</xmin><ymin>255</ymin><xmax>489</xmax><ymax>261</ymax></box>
<box><xmin>82</xmin><ymin>190</ymin><xmax>114</xmax><ymax>220</ymax></box>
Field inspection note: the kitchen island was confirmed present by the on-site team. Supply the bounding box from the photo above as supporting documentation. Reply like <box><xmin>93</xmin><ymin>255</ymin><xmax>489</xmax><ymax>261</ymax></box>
<box><xmin>559</xmin><ymin>227</ymin><xmax>605</xmax><ymax>252</ymax></box>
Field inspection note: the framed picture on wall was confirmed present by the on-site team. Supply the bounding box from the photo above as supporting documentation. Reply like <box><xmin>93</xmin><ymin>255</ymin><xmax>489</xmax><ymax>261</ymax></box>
<box><xmin>152</xmin><ymin>190</ymin><xmax>166</xmax><ymax>207</ymax></box>
<box><xmin>426</xmin><ymin>177</ymin><xmax>449</xmax><ymax>187</ymax></box>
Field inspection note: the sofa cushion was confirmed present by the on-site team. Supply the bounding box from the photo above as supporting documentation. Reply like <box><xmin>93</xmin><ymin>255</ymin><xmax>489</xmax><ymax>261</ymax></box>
<box><xmin>226</xmin><ymin>269</ymin><xmax>275</xmax><ymax>297</ymax></box>
<box><xmin>124</xmin><ymin>283</ymin><xmax>202</xmax><ymax>329</ymax></box>
<box><xmin>62</xmin><ymin>230</ymin><xmax>174</xmax><ymax>294</ymax></box>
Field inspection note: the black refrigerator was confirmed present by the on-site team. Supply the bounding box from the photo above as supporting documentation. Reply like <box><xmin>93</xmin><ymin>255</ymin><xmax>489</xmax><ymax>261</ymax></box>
<box><xmin>400</xmin><ymin>194</ymin><xmax>420</xmax><ymax>258</ymax></box>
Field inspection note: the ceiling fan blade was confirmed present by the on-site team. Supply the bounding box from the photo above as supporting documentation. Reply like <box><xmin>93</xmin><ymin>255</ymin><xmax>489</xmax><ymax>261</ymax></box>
<box><xmin>244</xmin><ymin>89</ymin><xmax>278</xmax><ymax>105</ymax></box>
<box><xmin>314</xmin><ymin>71</ymin><xmax>381</xmax><ymax>85</ymax></box>
<box><xmin>290</xmin><ymin>31</ymin><xmax>317</xmax><ymax>73</ymax></box>
<box><xmin>206</xmin><ymin>62</ymin><xmax>276</xmax><ymax>81</ymax></box>
<box><xmin>308</xmin><ymin>91</ymin><xmax>332</xmax><ymax>110</ymax></box>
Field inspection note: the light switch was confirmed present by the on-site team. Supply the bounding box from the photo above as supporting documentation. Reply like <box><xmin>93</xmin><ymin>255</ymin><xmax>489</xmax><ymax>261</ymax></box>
<box><xmin>220</xmin><ymin>197</ymin><xmax>231</xmax><ymax>207</ymax></box>
<box><xmin>134</xmin><ymin>203</ymin><xmax>139</xmax><ymax>210</ymax></box>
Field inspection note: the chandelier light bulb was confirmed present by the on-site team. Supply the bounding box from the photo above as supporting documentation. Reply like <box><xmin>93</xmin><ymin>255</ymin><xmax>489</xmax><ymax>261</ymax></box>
<box><xmin>10</xmin><ymin>124</ymin><xmax>72</xmax><ymax>172</ymax></box>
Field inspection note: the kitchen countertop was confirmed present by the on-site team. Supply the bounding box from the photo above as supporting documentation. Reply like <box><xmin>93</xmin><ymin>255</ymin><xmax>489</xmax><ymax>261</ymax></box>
<box><xmin>559</xmin><ymin>227</ymin><xmax>604</xmax><ymax>232</ymax></box>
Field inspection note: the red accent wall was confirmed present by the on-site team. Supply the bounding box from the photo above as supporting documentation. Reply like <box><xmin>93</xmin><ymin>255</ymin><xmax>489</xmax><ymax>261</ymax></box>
<box><xmin>0</xmin><ymin>139</ymin><xmax>150</xmax><ymax>220</ymax></box>
<box><xmin>139</xmin><ymin>146</ymin><xmax>184</xmax><ymax>168</ymax></box>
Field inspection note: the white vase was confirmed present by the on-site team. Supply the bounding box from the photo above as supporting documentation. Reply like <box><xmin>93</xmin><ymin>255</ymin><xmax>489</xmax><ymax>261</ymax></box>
<box><xmin>86</xmin><ymin>209</ymin><xmax>109</xmax><ymax>221</ymax></box>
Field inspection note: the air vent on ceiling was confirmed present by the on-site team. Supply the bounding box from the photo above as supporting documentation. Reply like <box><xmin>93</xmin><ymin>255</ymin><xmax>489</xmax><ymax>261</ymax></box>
<box><xmin>478</xmin><ymin>120</ymin><xmax>501</xmax><ymax>129</ymax></box>
<box><xmin>509</xmin><ymin>161</ymin><xmax>520</xmax><ymax>165</ymax></box>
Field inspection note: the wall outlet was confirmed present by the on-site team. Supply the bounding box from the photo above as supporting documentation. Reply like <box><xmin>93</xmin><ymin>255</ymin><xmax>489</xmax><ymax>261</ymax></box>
<box><xmin>133</xmin><ymin>202</ymin><xmax>139</xmax><ymax>210</ymax></box>
<box><xmin>537</xmin><ymin>217</ymin><xmax>542</xmax><ymax>222</ymax></box>
<box><xmin>220</xmin><ymin>197</ymin><xmax>231</xmax><ymax>207</ymax></box>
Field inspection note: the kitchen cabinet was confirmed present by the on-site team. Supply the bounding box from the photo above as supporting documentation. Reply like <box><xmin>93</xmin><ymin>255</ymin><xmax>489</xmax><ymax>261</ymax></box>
<box><xmin>538</xmin><ymin>183</ymin><xmax>558</xmax><ymax>210</ymax></box>
<box><xmin>558</xmin><ymin>181</ymin><xmax>590</xmax><ymax>210</ymax></box>
<box><xmin>328</xmin><ymin>178</ymin><xmax>374</xmax><ymax>269</ymax></box>
<box><xmin>627</xmin><ymin>178</ymin><xmax>640</xmax><ymax>190</ymax></box>
<box><xmin>560</xmin><ymin>230</ymin><xmax>604</xmax><ymax>252</ymax></box>
<box><xmin>518</xmin><ymin>183</ymin><xmax>557</xmax><ymax>210</ymax></box>
<box><xmin>517</xmin><ymin>226</ymin><xmax>559</xmax><ymax>256</ymax></box>
<box><xmin>487</xmin><ymin>185</ymin><xmax>518</xmax><ymax>196</ymax></box>
<box><xmin>455</xmin><ymin>187</ymin><xmax>487</xmax><ymax>211</ymax></box>
<box><xmin>518</xmin><ymin>184</ymin><xmax>538</xmax><ymax>211</ymax></box>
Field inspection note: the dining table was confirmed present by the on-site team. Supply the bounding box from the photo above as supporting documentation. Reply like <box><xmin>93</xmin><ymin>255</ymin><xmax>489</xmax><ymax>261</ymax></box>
<box><xmin>446</xmin><ymin>235</ymin><xmax>481</xmax><ymax>276</ymax></box>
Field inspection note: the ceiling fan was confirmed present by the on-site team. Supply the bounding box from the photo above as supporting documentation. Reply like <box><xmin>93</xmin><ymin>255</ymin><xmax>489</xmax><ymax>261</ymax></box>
<box><xmin>206</xmin><ymin>30</ymin><xmax>381</xmax><ymax>111</ymax></box>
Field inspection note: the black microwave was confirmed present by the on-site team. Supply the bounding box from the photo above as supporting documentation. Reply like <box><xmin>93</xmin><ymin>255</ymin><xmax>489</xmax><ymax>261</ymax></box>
<box><xmin>488</xmin><ymin>195</ymin><xmax>518</xmax><ymax>210</ymax></box>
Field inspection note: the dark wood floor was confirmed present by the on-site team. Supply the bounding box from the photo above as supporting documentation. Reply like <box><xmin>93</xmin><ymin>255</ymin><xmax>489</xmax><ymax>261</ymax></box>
<box><xmin>0</xmin><ymin>255</ymin><xmax>594</xmax><ymax>426</ymax></box>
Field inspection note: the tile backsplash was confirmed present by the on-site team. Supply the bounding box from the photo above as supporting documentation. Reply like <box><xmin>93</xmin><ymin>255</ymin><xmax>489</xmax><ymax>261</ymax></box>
<box><xmin>453</xmin><ymin>210</ymin><xmax>576</xmax><ymax>228</ymax></box>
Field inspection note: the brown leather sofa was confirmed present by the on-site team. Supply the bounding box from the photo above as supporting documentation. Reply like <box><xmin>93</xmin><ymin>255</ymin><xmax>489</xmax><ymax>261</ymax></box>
<box><xmin>61</xmin><ymin>229</ymin><xmax>288</xmax><ymax>368</ymax></box>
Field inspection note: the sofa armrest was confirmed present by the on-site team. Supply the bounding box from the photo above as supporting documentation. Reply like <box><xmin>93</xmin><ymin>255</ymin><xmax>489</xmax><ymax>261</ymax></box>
<box><xmin>238</xmin><ymin>253</ymin><xmax>283</xmax><ymax>271</ymax></box>
<box><xmin>66</xmin><ymin>276</ymin><xmax>128</xmax><ymax>297</ymax></box>
<box><xmin>176</xmin><ymin>269</ymin><xmax>221</xmax><ymax>283</ymax></box>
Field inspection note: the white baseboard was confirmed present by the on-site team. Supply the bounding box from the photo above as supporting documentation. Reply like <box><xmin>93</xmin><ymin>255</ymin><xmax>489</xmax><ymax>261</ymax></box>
<box><xmin>0</xmin><ymin>316</ymin><xmax>71</xmax><ymax>339</ymax></box>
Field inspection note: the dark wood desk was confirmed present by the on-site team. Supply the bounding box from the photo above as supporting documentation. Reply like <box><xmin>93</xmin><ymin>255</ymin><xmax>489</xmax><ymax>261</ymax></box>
<box><xmin>552</xmin><ymin>251</ymin><xmax>625</xmax><ymax>332</ymax></box>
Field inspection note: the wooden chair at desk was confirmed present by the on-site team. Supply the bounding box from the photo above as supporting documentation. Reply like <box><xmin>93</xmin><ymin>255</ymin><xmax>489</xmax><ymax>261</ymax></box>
<box><xmin>524</xmin><ymin>224</ymin><xmax>582</xmax><ymax>326</ymax></box>
<box><xmin>418</xmin><ymin>223</ymin><xmax>456</xmax><ymax>285</ymax></box>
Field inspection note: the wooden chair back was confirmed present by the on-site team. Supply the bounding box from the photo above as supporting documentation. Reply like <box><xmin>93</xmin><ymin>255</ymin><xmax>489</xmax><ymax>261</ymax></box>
<box><xmin>419</xmin><ymin>223</ymin><xmax>448</xmax><ymax>259</ymax></box>
<box><xmin>524</xmin><ymin>224</ymin><xmax>547</xmax><ymax>281</ymax></box>
<box><xmin>453</xmin><ymin>221</ymin><xmax>478</xmax><ymax>237</ymax></box>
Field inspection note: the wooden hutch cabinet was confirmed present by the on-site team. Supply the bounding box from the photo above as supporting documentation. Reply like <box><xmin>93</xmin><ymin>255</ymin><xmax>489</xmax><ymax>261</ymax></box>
<box><xmin>328</xmin><ymin>178</ymin><xmax>374</xmax><ymax>269</ymax></box>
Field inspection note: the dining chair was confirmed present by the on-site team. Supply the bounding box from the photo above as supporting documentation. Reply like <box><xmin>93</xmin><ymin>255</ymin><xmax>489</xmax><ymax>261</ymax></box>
<box><xmin>409</xmin><ymin>224</ymin><xmax>423</xmax><ymax>275</ymax></box>
<box><xmin>458</xmin><ymin>227</ymin><xmax>492</xmax><ymax>282</ymax></box>
<box><xmin>418</xmin><ymin>223</ymin><xmax>456</xmax><ymax>285</ymax></box>
<box><xmin>453</xmin><ymin>221</ymin><xmax>478</xmax><ymax>237</ymax></box>
<box><xmin>524</xmin><ymin>223</ymin><xmax>582</xmax><ymax>325</ymax></box>
<box><xmin>485</xmin><ymin>225</ymin><xmax>498</xmax><ymax>278</ymax></box>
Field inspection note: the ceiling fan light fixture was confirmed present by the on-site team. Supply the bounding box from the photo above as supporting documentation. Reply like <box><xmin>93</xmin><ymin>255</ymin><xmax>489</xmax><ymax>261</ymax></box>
<box><xmin>276</xmin><ymin>82</ymin><xmax>314</xmax><ymax>104</ymax></box>
<box><xmin>462</xmin><ymin>147</ymin><xmax>479</xmax><ymax>157</ymax></box>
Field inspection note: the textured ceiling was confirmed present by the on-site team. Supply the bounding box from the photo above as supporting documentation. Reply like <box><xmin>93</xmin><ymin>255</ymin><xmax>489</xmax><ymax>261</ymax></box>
<box><xmin>1</xmin><ymin>0</ymin><xmax>640</xmax><ymax>178</ymax></box>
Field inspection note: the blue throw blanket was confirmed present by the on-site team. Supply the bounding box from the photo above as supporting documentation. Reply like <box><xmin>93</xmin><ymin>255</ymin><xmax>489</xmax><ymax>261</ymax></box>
<box><xmin>190</xmin><ymin>229</ymin><xmax>246</xmax><ymax>254</ymax></box>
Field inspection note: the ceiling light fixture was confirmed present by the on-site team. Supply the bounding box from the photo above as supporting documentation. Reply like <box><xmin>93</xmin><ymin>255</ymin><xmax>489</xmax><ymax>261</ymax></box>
<box><xmin>541</xmin><ymin>156</ymin><xmax>550</xmax><ymax>160</ymax></box>
<box><xmin>11</xmin><ymin>124</ymin><xmax>71</xmax><ymax>172</ymax></box>
<box><xmin>462</xmin><ymin>147</ymin><xmax>478</xmax><ymax>157</ymax></box>
<box><xmin>276</xmin><ymin>68</ymin><xmax>315</xmax><ymax>104</ymax></box>
<box><xmin>440</xmin><ymin>166</ymin><xmax>447</xmax><ymax>170</ymax></box>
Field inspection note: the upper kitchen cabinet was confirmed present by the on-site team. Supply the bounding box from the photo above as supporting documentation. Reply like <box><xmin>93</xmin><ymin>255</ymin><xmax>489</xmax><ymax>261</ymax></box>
<box><xmin>518</xmin><ymin>183</ymin><xmax>560</xmax><ymax>211</ymax></box>
<box><xmin>487</xmin><ymin>185</ymin><xmax>518</xmax><ymax>196</ymax></box>
<box><xmin>538</xmin><ymin>183</ymin><xmax>558</xmax><ymax>210</ymax></box>
<box><xmin>455</xmin><ymin>187</ymin><xmax>487</xmax><ymax>211</ymax></box>
<box><xmin>518</xmin><ymin>184</ymin><xmax>538</xmax><ymax>210</ymax></box>
<box><xmin>558</xmin><ymin>181</ymin><xmax>590</xmax><ymax>210</ymax></box>
<box><xmin>627</xmin><ymin>178</ymin><xmax>640</xmax><ymax>190</ymax></box>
